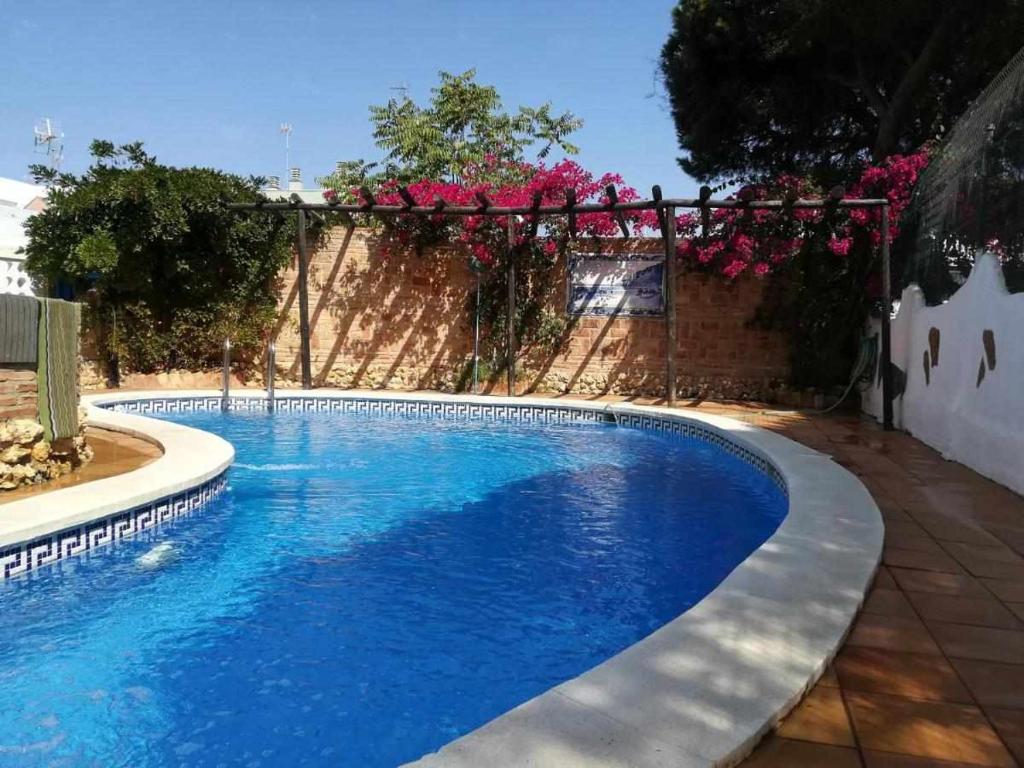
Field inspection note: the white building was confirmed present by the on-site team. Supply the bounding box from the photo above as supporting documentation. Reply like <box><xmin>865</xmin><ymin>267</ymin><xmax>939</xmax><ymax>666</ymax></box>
<box><xmin>260</xmin><ymin>168</ymin><xmax>323</xmax><ymax>204</ymax></box>
<box><xmin>0</xmin><ymin>177</ymin><xmax>47</xmax><ymax>296</ymax></box>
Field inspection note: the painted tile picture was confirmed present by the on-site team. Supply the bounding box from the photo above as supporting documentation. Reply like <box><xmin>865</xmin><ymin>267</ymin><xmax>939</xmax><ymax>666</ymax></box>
<box><xmin>567</xmin><ymin>255</ymin><xmax>665</xmax><ymax>316</ymax></box>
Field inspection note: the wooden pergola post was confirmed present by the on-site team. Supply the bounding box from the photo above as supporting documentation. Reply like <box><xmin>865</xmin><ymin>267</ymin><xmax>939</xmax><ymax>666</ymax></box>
<box><xmin>296</xmin><ymin>208</ymin><xmax>313</xmax><ymax>390</ymax></box>
<box><xmin>663</xmin><ymin>206</ymin><xmax>678</xmax><ymax>407</ymax></box>
<box><xmin>506</xmin><ymin>215</ymin><xmax>517</xmax><ymax>397</ymax></box>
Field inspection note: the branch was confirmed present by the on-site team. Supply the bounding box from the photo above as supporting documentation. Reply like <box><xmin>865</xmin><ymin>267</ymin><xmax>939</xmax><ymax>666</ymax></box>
<box><xmin>872</xmin><ymin>7</ymin><xmax>958</xmax><ymax>159</ymax></box>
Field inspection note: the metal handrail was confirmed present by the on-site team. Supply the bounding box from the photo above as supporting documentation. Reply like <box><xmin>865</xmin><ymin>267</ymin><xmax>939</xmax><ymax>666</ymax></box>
<box><xmin>266</xmin><ymin>342</ymin><xmax>276</xmax><ymax>412</ymax></box>
<box><xmin>221</xmin><ymin>339</ymin><xmax>231</xmax><ymax>412</ymax></box>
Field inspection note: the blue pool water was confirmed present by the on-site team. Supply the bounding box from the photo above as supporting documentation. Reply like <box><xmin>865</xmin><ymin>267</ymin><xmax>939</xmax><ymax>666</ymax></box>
<box><xmin>0</xmin><ymin>409</ymin><xmax>786</xmax><ymax>767</ymax></box>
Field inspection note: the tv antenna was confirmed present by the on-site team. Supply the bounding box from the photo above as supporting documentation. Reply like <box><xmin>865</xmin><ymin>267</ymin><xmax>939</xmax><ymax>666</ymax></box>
<box><xmin>279</xmin><ymin>122</ymin><xmax>293</xmax><ymax>182</ymax></box>
<box><xmin>390</xmin><ymin>82</ymin><xmax>410</xmax><ymax>100</ymax></box>
<box><xmin>33</xmin><ymin>118</ymin><xmax>64</xmax><ymax>172</ymax></box>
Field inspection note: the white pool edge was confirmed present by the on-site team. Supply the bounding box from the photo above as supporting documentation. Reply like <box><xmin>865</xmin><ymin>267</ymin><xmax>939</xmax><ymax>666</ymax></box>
<box><xmin>5</xmin><ymin>390</ymin><xmax>882</xmax><ymax>767</ymax></box>
<box><xmin>0</xmin><ymin>397</ymin><xmax>234</xmax><ymax>552</ymax></box>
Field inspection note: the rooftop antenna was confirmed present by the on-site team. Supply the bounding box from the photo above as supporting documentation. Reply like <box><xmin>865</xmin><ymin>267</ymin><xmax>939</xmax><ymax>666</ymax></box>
<box><xmin>33</xmin><ymin>118</ymin><xmax>64</xmax><ymax>173</ymax></box>
<box><xmin>390</xmin><ymin>82</ymin><xmax>410</xmax><ymax>100</ymax></box>
<box><xmin>279</xmin><ymin>122</ymin><xmax>293</xmax><ymax>184</ymax></box>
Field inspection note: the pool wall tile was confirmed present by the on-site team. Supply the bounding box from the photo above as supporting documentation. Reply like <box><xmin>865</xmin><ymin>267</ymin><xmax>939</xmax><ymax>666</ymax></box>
<box><xmin>0</xmin><ymin>474</ymin><xmax>226</xmax><ymax>581</ymax></box>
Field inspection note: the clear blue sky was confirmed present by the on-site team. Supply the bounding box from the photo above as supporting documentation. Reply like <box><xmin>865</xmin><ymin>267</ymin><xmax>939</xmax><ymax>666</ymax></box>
<box><xmin>1</xmin><ymin>0</ymin><xmax>698</xmax><ymax>197</ymax></box>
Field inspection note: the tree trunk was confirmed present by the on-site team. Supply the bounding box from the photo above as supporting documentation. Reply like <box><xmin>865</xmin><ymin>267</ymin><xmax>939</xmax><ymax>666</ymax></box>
<box><xmin>872</xmin><ymin>8</ymin><xmax>958</xmax><ymax>161</ymax></box>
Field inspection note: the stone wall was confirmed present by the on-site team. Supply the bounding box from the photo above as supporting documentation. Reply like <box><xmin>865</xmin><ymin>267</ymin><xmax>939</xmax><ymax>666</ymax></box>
<box><xmin>0</xmin><ymin>366</ymin><xmax>38</xmax><ymax>419</ymax></box>
<box><xmin>271</xmin><ymin>227</ymin><xmax>790</xmax><ymax>399</ymax></box>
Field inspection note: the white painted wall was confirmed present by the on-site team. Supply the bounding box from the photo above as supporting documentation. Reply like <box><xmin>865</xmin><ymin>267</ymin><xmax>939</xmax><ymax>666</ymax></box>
<box><xmin>0</xmin><ymin>258</ymin><xmax>35</xmax><ymax>296</ymax></box>
<box><xmin>862</xmin><ymin>251</ymin><xmax>1024</xmax><ymax>495</ymax></box>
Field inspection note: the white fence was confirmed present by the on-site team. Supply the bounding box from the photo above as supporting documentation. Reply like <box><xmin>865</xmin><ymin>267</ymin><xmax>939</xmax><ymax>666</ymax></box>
<box><xmin>862</xmin><ymin>252</ymin><xmax>1024</xmax><ymax>495</ymax></box>
<box><xmin>0</xmin><ymin>258</ymin><xmax>35</xmax><ymax>296</ymax></box>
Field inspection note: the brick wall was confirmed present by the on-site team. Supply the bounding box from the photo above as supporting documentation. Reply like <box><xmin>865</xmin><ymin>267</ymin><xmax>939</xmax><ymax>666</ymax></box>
<box><xmin>272</xmin><ymin>227</ymin><xmax>791</xmax><ymax>399</ymax></box>
<box><xmin>0</xmin><ymin>367</ymin><xmax>38</xmax><ymax>419</ymax></box>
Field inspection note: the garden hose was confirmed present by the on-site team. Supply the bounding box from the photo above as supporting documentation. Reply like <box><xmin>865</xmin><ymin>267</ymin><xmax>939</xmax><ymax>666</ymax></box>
<box><xmin>810</xmin><ymin>334</ymin><xmax>878</xmax><ymax>414</ymax></box>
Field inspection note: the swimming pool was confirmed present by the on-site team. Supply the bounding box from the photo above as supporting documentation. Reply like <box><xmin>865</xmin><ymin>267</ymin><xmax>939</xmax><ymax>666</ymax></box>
<box><xmin>0</xmin><ymin>400</ymin><xmax>789</xmax><ymax>767</ymax></box>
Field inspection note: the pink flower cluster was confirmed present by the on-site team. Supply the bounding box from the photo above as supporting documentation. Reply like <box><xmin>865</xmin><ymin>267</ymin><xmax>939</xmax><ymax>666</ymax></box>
<box><xmin>320</xmin><ymin>149</ymin><xmax>930</xmax><ymax>278</ymax></box>
<box><xmin>323</xmin><ymin>159</ymin><xmax>654</xmax><ymax>267</ymax></box>
<box><xmin>671</xmin><ymin>150</ymin><xmax>930</xmax><ymax>279</ymax></box>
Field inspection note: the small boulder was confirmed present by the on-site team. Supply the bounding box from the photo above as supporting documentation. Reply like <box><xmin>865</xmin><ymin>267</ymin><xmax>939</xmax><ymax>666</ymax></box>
<box><xmin>0</xmin><ymin>444</ymin><xmax>31</xmax><ymax>464</ymax></box>
<box><xmin>10</xmin><ymin>463</ymin><xmax>38</xmax><ymax>483</ymax></box>
<box><xmin>31</xmin><ymin>441</ymin><xmax>52</xmax><ymax>463</ymax></box>
<box><xmin>6</xmin><ymin>419</ymin><xmax>44</xmax><ymax>446</ymax></box>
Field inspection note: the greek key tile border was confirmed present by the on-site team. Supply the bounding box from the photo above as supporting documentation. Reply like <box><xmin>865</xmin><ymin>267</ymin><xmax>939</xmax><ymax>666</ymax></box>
<box><xmin>613</xmin><ymin>413</ymin><xmax>787</xmax><ymax>494</ymax></box>
<box><xmin>103</xmin><ymin>395</ymin><xmax>786</xmax><ymax>494</ymax></box>
<box><xmin>0</xmin><ymin>474</ymin><xmax>227</xmax><ymax>582</ymax></box>
<box><xmin>106</xmin><ymin>396</ymin><xmax>616</xmax><ymax>424</ymax></box>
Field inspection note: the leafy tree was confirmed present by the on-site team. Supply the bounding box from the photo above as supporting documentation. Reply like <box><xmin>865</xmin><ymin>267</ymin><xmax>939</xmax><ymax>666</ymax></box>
<box><xmin>319</xmin><ymin>69</ymin><xmax>582</xmax><ymax>190</ymax></box>
<box><xmin>24</xmin><ymin>141</ymin><xmax>293</xmax><ymax>375</ymax></box>
<box><xmin>660</xmin><ymin>0</ymin><xmax>1024</xmax><ymax>184</ymax></box>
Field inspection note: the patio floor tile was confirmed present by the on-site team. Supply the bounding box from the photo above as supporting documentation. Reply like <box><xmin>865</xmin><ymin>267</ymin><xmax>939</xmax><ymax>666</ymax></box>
<box><xmin>949</xmin><ymin>659</ymin><xmax>1024</xmax><ymax>710</ymax></box>
<box><xmin>884</xmin><ymin>547</ymin><xmax>967</xmax><ymax>574</ymax></box>
<box><xmin>874</xmin><ymin>566</ymin><xmax>900</xmax><ymax>590</ymax></box>
<box><xmin>863</xmin><ymin>751</ymin><xmax>1002</xmax><ymax>767</ymax></box>
<box><xmin>847</xmin><ymin>613</ymin><xmax>943</xmax><ymax>655</ymax></box>
<box><xmin>845</xmin><ymin>692</ymin><xmax>1016</xmax><ymax>766</ymax></box>
<box><xmin>987</xmin><ymin>709</ymin><xmax>1024</xmax><ymax>764</ymax></box>
<box><xmin>775</xmin><ymin>683</ymin><xmax>856</xmax><ymax>746</ymax></box>
<box><xmin>926</xmin><ymin>622</ymin><xmax>1024</xmax><ymax>664</ymax></box>
<box><xmin>741</xmin><ymin>735</ymin><xmax>862</xmax><ymax>767</ymax></box>
<box><xmin>864</xmin><ymin>753</ymin><xmax>1007</xmax><ymax>765</ymax></box>
<box><xmin>864</xmin><ymin>588</ymin><xmax>918</xmax><ymax>617</ymax></box>
<box><xmin>834</xmin><ymin>647</ymin><xmax>972</xmax><ymax>703</ymax></box>
<box><xmin>982</xmin><ymin>579</ymin><xmax>1024</xmax><ymax>603</ymax></box>
<box><xmin>905</xmin><ymin>592</ymin><xmax>1024</xmax><ymax>630</ymax></box>
<box><xmin>891</xmin><ymin>569</ymin><xmax>990</xmax><ymax>597</ymax></box>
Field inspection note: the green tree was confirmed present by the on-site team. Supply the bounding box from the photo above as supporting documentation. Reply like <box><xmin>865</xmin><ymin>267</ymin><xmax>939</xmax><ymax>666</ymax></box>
<box><xmin>660</xmin><ymin>0</ymin><xmax>1024</xmax><ymax>184</ymax></box>
<box><xmin>319</xmin><ymin>69</ymin><xmax>582</xmax><ymax>190</ymax></box>
<box><xmin>25</xmin><ymin>141</ymin><xmax>293</xmax><ymax>374</ymax></box>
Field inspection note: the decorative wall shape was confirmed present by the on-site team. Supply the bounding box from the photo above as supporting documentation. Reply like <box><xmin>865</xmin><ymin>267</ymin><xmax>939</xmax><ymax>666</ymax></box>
<box><xmin>0</xmin><ymin>258</ymin><xmax>35</xmax><ymax>297</ymax></box>
<box><xmin>862</xmin><ymin>252</ymin><xmax>1024</xmax><ymax>495</ymax></box>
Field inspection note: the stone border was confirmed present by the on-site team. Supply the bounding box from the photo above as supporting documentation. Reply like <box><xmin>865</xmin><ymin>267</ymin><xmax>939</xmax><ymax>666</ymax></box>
<box><xmin>7</xmin><ymin>390</ymin><xmax>882</xmax><ymax>767</ymax></box>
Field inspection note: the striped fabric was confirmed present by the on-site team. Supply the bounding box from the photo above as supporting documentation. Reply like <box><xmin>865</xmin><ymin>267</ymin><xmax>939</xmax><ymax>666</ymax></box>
<box><xmin>37</xmin><ymin>298</ymin><xmax>81</xmax><ymax>441</ymax></box>
<box><xmin>0</xmin><ymin>294</ymin><xmax>39</xmax><ymax>364</ymax></box>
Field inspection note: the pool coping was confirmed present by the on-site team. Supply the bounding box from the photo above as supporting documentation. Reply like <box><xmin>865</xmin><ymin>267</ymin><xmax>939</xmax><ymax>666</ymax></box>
<box><xmin>0</xmin><ymin>397</ymin><xmax>234</xmax><ymax>554</ymax></box>
<box><xmin>6</xmin><ymin>390</ymin><xmax>882</xmax><ymax>767</ymax></box>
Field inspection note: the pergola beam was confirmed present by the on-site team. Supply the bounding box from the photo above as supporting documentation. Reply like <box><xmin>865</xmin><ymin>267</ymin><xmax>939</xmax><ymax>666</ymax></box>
<box><xmin>227</xmin><ymin>197</ymin><xmax>888</xmax><ymax>216</ymax></box>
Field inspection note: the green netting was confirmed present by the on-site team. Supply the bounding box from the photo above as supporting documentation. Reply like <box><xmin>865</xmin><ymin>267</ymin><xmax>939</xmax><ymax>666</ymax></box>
<box><xmin>901</xmin><ymin>45</ymin><xmax>1024</xmax><ymax>302</ymax></box>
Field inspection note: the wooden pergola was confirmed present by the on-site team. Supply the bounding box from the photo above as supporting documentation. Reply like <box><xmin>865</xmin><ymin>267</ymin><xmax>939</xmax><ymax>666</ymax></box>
<box><xmin>227</xmin><ymin>186</ymin><xmax>897</xmax><ymax>430</ymax></box>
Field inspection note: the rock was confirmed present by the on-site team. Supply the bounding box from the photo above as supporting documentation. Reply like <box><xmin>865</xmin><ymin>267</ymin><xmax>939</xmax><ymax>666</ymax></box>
<box><xmin>0</xmin><ymin>444</ymin><xmax>31</xmax><ymax>464</ymax></box>
<box><xmin>0</xmin><ymin>419</ymin><xmax>45</xmax><ymax>446</ymax></box>
<box><xmin>10</xmin><ymin>463</ymin><xmax>37</xmax><ymax>482</ymax></box>
<box><xmin>31</xmin><ymin>441</ymin><xmax>52</xmax><ymax>463</ymax></box>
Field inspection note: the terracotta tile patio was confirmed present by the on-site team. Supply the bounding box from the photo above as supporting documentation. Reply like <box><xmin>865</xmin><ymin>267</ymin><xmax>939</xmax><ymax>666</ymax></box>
<box><xmin>673</xmin><ymin>402</ymin><xmax>1024</xmax><ymax>767</ymax></box>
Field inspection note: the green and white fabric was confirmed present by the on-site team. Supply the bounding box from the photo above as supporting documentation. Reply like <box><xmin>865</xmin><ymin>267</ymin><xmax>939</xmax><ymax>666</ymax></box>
<box><xmin>36</xmin><ymin>298</ymin><xmax>81</xmax><ymax>441</ymax></box>
<box><xmin>0</xmin><ymin>294</ymin><xmax>39</xmax><ymax>364</ymax></box>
